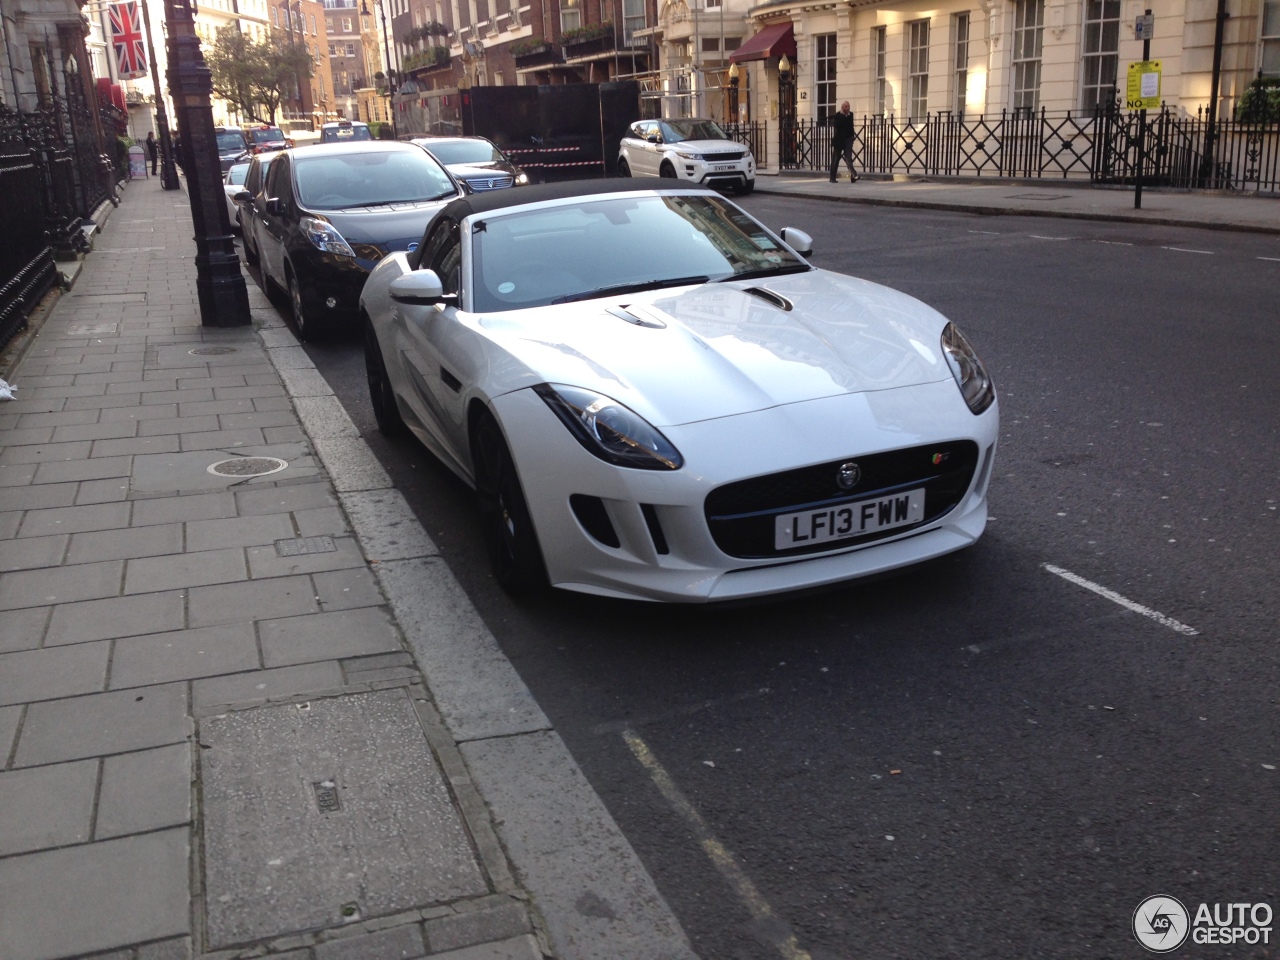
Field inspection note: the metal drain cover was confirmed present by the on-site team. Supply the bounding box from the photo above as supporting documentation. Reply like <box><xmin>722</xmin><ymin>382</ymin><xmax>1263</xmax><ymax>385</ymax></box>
<box><xmin>190</xmin><ymin>346</ymin><xmax>239</xmax><ymax>356</ymax></box>
<box><xmin>207</xmin><ymin>456</ymin><xmax>289</xmax><ymax>478</ymax></box>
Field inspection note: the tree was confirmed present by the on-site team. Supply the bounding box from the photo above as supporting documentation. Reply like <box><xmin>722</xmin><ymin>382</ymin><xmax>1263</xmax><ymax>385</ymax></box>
<box><xmin>208</xmin><ymin>28</ymin><xmax>314</xmax><ymax>125</ymax></box>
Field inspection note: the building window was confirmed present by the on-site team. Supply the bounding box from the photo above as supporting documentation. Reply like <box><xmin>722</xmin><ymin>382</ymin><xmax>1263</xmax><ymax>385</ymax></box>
<box><xmin>908</xmin><ymin>19</ymin><xmax>929</xmax><ymax>121</ymax></box>
<box><xmin>347</xmin><ymin>41</ymin><xmax>356</xmax><ymax>55</ymax></box>
<box><xmin>272</xmin><ymin>7</ymin><xmax>279</xmax><ymax>25</ymax></box>
<box><xmin>953</xmin><ymin>12</ymin><xmax>969</xmax><ymax>116</ymax></box>
<box><xmin>1012</xmin><ymin>0</ymin><xmax>1043</xmax><ymax>113</ymax></box>
<box><xmin>561</xmin><ymin>5</ymin><xmax>580</xmax><ymax>33</ymax></box>
<box><xmin>873</xmin><ymin>26</ymin><xmax>887</xmax><ymax>115</ymax></box>
<box><xmin>1261</xmin><ymin>0</ymin><xmax>1280</xmax><ymax>75</ymax></box>
<box><xmin>1081</xmin><ymin>0</ymin><xmax>1120</xmax><ymax>109</ymax></box>
<box><xmin>342</xmin><ymin>16</ymin><xmax>352</xmax><ymax>30</ymax></box>
<box><xmin>623</xmin><ymin>0</ymin><xmax>646</xmax><ymax>43</ymax></box>
<box><xmin>326</xmin><ymin>16</ymin><xmax>333</xmax><ymax>31</ymax></box>
<box><xmin>814</xmin><ymin>33</ymin><xmax>836</xmax><ymax>120</ymax></box>
<box><xmin>329</xmin><ymin>41</ymin><xmax>337</xmax><ymax>54</ymax></box>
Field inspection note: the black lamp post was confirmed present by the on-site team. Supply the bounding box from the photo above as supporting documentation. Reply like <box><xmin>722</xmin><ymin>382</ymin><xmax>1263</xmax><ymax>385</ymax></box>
<box><xmin>164</xmin><ymin>0</ymin><xmax>251</xmax><ymax>325</ymax></box>
<box><xmin>727</xmin><ymin>60</ymin><xmax>739</xmax><ymax>124</ymax></box>
<box><xmin>138</xmin><ymin>0</ymin><xmax>179</xmax><ymax>188</ymax></box>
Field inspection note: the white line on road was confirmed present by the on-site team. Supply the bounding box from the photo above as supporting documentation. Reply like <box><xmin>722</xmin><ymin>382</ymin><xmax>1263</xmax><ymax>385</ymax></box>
<box><xmin>1161</xmin><ymin>246</ymin><xmax>1214</xmax><ymax>254</ymax></box>
<box><xmin>968</xmin><ymin>229</ymin><xmax>1002</xmax><ymax>235</ymax></box>
<box><xmin>1093</xmin><ymin>239</ymin><xmax>1135</xmax><ymax>246</ymax></box>
<box><xmin>622</xmin><ymin>729</ymin><xmax>816</xmax><ymax>960</ymax></box>
<box><xmin>1043</xmin><ymin>564</ymin><xmax>1200</xmax><ymax>635</ymax></box>
<box><xmin>1258</xmin><ymin>256</ymin><xmax>1280</xmax><ymax>262</ymax></box>
<box><xmin>1029</xmin><ymin>235</ymin><xmax>1073</xmax><ymax>240</ymax></box>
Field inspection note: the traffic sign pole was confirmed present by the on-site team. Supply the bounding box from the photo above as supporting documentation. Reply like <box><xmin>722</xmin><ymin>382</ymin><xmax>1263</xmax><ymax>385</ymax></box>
<box><xmin>1135</xmin><ymin>9</ymin><xmax>1152</xmax><ymax>209</ymax></box>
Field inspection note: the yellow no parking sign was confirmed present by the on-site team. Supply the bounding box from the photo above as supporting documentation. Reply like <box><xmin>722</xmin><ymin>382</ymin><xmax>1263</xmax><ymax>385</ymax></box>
<box><xmin>1126</xmin><ymin>60</ymin><xmax>1162</xmax><ymax>110</ymax></box>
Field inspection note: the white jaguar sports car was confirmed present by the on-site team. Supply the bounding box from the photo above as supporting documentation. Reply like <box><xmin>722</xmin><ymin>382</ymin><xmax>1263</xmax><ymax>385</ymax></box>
<box><xmin>360</xmin><ymin>180</ymin><xmax>998</xmax><ymax>603</ymax></box>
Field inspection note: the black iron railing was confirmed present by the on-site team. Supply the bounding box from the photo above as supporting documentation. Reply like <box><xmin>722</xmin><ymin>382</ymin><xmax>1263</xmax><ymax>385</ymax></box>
<box><xmin>773</xmin><ymin>108</ymin><xmax>1280</xmax><ymax>193</ymax></box>
<box><xmin>723</xmin><ymin>121</ymin><xmax>766</xmax><ymax>166</ymax></box>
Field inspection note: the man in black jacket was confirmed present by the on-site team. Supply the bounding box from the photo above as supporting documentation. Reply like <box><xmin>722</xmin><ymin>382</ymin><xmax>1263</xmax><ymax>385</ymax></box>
<box><xmin>828</xmin><ymin>101</ymin><xmax>859</xmax><ymax>183</ymax></box>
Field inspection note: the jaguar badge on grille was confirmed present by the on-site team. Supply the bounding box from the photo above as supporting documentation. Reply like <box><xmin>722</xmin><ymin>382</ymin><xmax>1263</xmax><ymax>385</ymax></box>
<box><xmin>836</xmin><ymin>462</ymin><xmax>861</xmax><ymax>490</ymax></box>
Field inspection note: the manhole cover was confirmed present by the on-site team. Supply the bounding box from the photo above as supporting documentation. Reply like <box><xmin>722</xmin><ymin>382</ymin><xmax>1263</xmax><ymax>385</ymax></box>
<box><xmin>207</xmin><ymin>456</ymin><xmax>289</xmax><ymax>478</ymax></box>
<box><xmin>190</xmin><ymin>346</ymin><xmax>239</xmax><ymax>355</ymax></box>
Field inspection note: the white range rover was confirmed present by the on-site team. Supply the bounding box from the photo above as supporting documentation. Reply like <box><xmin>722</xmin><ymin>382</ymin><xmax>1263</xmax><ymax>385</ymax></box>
<box><xmin>618</xmin><ymin>118</ymin><xmax>755</xmax><ymax>195</ymax></box>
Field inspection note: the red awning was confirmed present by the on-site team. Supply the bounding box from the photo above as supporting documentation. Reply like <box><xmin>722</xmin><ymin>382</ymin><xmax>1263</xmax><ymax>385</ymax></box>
<box><xmin>729</xmin><ymin>22</ymin><xmax>796</xmax><ymax>64</ymax></box>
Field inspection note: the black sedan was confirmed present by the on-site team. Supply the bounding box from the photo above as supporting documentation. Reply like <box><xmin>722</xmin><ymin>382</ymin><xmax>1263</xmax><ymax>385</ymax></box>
<box><xmin>249</xmin><ymin>140</ymin><xmax>461</xmax><ymax>339</ymax></box>
<box><xmin>411</xmin><ymin>136</ymin><xmax>529</xmax><ymax>191</ymax></box>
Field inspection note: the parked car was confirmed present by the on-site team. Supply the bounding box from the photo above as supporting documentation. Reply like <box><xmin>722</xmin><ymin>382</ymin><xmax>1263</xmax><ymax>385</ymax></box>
<box><xmin>321</xmin><ymin>120</ymin><xmax>372</xmax><ymax>143</ymax></box>
<box><xmin>222</xmin><ymin>161</ymin><xmax>250</xmax><ymax>230</ymax></box>
<box><xmin>618</xmin><ymin>118</ymin><xmax>755</xmax><ymax>194</ymax></box>
<box><xmin>360</xmin><ymin>180</ymin><xmax>997</xmax><ymax>601</ymax></box>
<box><xmin>214</xmin><ymin>126</ymin><xmax>249</xmax><ymax>173</ymax></box>
<box><xmin>411</xmin><ymin>136</ymin><xmax>528</xmax><ymax>191</ymax></box>
<box><xmin>246</xmin><ymin>124</ymin><xmax>288</xmax><ymax>156</ymax></box>
<box><xmin>234</xmin><ymin>152</ymin><xmax>280</xmax><ymax>267</ymax></box>
<box><xmin>252</xmin><ymin>140</ymin><xmax>461</xmax><ymax>339</ymax></box>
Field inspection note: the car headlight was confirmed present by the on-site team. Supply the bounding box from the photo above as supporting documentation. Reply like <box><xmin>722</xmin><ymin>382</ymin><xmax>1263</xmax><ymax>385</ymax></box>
<box><xmin>534</xmin><ymin>383</ymin><xmax>683</xmax><ymax>470</ymax></box>
<box><xmin>941</xmin><ymin>322</ymin><xmax>995</xmax><ymax>414</ymax></box>
<box><xmin>515</xmin><ymin>172</ymin><xmax>529</xmax><ymax>185</ymax></box>
<box><xmin>674</xmin><ymin>150</ymin><xmax>701</xmax><ymax>161</ymax></box>
<box><xmin>299</xmin><ymin>216</ymin><xmax>355</xmax><ymax>258</ymax></box>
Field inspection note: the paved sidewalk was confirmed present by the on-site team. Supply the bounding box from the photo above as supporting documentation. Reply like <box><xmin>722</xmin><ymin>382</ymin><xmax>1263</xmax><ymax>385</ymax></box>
<box><xmin>754</xmin><ymin>171</ymin><xmax>1280</xmax><ymax>234</ymax></box>
<box><xmin>0</xmin><ymin>181</ymin><xmax>695</xmax><ymax>960</ymax></box>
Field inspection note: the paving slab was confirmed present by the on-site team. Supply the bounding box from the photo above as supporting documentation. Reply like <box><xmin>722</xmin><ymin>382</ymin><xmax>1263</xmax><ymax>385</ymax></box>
<box><xmin>0</xmin><ymin>828</ymin><xmax>189</xmax><ymax>960</ymax></box>
<box><xmin>200</xmin><ymin>689</ymin><xmax>487</xmax><ymax>948</ymax></box>
<box><xmin>314</xmin><ymin>567</ymin><xmax>385</xmax><ymax>612</ymax></box>
<box><xmin>0</xmin><ymin>606</ymin><xmax>49</xmax><ymax>653</ymax></box>
<box><xmin>0</xmin><ymin>641</ymin><xmax>110</xmax><ymax>706</ymax></box>
<box><xmin>0</xmin><ymin>758</ymin><xmax>98</xmax><ymax>855</ymax></box>
<box><xmin>186</xmin><ymin>511</ymin><xmax>295</xmax><ymax>551</ymax></box>
<box><xmin>192</xmin><ymin>661</ymin><xmax>346</xmax><ymax>711</ymax></box>
<box><xmin>0</xmin><ymin>703</ymin><xmax>21</xmax><ymax>758</ymax></box>
<box><xmin>124</xmin><ymin>546</ymin><xmax>247</xmax><ymax>593</ymax></box>
<box><xmin>66</xmin><ymin>522</ymin><xmax>183</xmax><ymax>563</ymax></box>
<box><xmin>16</xmin><ymin>500</ymin><xmax>132</xmax><ymax>537</ymax></box>
<box><xmin>96</xmin><ymin>743</ymin><xmax>192</xmax><ymax>839</ymax></box>
<box><xmin>0</xmin><ymin>558</ymin><xmax>124</xmax><ymax>610</ymax></box>
<box><xmin>46</xmin><ymin>590</ymin><xmax>186</xmax><ymax>646</ymax></box>
<box><xmin>0</xmin><ymin>533</ymin><xmax>69</xmax><ymax>572</ymax></box>
<box><xmin>259</xmin><ymin>606</ymin><xmax>402</xmax><ymax>668</ymax></box>
<box><xmin>187</xmin><ymin>574</ymin><xmax>318</xmax><ymax>628</ymax></box>
<box><xmin>110</xmin><ymin>622</ymin><xmax>260</xmax><ymax>688</ymax></box>
<box><xmin>14</xmin><ymin>682</ymin><xmax>189</xmax><ymax>767</ymax></box>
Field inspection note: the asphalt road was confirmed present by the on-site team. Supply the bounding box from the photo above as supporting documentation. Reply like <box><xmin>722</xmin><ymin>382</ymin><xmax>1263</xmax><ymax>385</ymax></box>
<box><xmin>254</xmin><ymin>196</ymin><xmax>1280</xmax><ymax>960</ymax></box>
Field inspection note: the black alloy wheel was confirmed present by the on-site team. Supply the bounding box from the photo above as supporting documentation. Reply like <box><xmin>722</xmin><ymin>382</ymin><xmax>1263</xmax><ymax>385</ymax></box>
<box><xmin>364</xmin><ymin>316</ymin><xmax>406</xmax><ymax>436</ymax></box>
<box><xmin>472</xmin><ymin>413</ymin><xmax>547</xmax><ymax>595</ymax></box>
<box><xmin>618</xmin><ymin>158</ymin><xmax>631</xmax><ymax>177</ymax></box>
<box><xmin>659</xmin><ymin>162</ymin><xmax>677</xmax><ymax>178</ymax></box>
<box><xmin>288</xmin><ymin>270</ymin><xmax>320</xmax><ymax>341</ymax></box>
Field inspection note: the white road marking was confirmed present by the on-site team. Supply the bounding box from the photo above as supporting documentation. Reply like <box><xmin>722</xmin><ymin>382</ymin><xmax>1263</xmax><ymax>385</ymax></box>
<box><xmin>1029</xmin><ymin>235</ymin><xmax>1073</xmax><ymax>240</ymax></box>
<box><xmin>968</xmin><ymin>229</ymin><xmax>1002</xmax><ymax>235</ymax></box>
<box><xmin>622</xmin><ymin>729</ymin><xmax>815</xmax><ymax>960</ymax></box>
<box><xmin>1161</xmin><ymin>246</ymin><xmax>1214</xmax><ymax>254</ymax></box>
<box><xmin>1093</xmin><ymin>239</ymin><xmax>1134</xmax><ymax>246</ymax></box>
<box><xmin>1258</xmin><ymin>256</ymin><xmax>1280</xmax><ymax>262</ymax></box>
<box><xmin>1043</xmin><ymin>564</ymin><xmax>1199</xmax><ymax>636</ymax></box>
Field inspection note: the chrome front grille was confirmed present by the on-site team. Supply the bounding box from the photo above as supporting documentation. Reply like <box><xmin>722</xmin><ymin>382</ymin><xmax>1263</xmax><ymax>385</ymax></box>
<box><xmin>465</xmin><ymin>176</ymin><xmax>515</xmax><ymax>191</ymax></box>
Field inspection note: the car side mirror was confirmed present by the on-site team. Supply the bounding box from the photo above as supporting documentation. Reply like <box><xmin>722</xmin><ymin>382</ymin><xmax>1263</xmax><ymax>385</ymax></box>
<box><xmin>779</xmin><ymin>227</ymin><xmax>814</xmax><ymax>257</ymax></box>
<box><xmin>647</xmin><ymin>135</ymin><xmax>659</xmax><ymax>144</ymax></box>
<box><xmin>389</xmin><ymin>270</ymin><xmax>455</xmax><ymax>307</ymax></box>
<box><xmin>234</xmin><ymin>190</ymin><xmax>252</xmax><ymax>203</ymax></box>
<box><xmin>265</xmin><ymin>197</ymin><xmax>283</xmax><ymax>216</ymax></box>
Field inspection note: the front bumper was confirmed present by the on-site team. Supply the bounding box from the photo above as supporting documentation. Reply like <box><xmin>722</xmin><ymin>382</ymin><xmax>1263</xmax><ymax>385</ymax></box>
<box><xmin>491</xmin><ymin>382</ymin><xmax>998</xmax><ymax>603</ymax></box>
<box><xmin>289</xmin><ymin>245</ymin><xmax>376</xmax><ymax>325</ymax></box>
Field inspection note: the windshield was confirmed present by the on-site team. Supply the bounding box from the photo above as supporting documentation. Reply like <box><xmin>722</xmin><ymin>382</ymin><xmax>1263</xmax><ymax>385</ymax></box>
<box><xmin>250</xmin><ymin>128</ymin><xmax>285</xmax><ymax>144</ymax></box>
<box><xmin>226</xmin><ymin>163</ymin><xmax>250</xmax><ymax>185</ymax></box>
<box><xmin>472</xmin><ymin>193</ymin><xmax>807</xmax><ymax>312</ymax></box>
<box><xmin>294</xmin><ymin>149</ymin><xmax>456</xmax><ymax>209</ymax></box>
<box><xmin>660</xmin><ymin>119</ymin><xmax>728</xmax><ymax>143</ymax></box>
<box><xmin>216</xmin><ymin>131</ymin><xmax>245</xmax><ymax>154</ymax></box>
<box><xmin>421</xmin><ymin>139</ymin><xmax>504</xmax><ymax>165</ymax></box>
<box><xmin>323</xmin><ymin>124</ymin><xmax>371</xmax><ymax>142</ymax></box>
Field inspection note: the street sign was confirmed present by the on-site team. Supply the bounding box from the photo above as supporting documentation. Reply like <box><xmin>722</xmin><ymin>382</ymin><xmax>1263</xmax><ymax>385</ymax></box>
<box><xmin>1135</xmin><ymin>13</ymin><xmax>1154</xmax><ymax>40</ymax></box>
<box><xmin>1126</xmin><ymin>60</ymin><xmax>1162</xmax><ymax>110</ymax></box>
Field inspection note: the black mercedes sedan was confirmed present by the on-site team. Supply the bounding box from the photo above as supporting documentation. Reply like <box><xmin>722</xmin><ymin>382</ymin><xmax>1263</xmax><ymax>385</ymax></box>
<box><xmin>249</xmin><ymin>140</ymin><xmax>461</xmax><ymax>339</ymax></box>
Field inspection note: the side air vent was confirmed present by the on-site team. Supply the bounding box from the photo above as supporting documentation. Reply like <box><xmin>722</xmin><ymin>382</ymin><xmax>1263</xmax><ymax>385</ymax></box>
<box><xmin>570</xmin><ymin>494</ymin><xmax>620</xmax><ymax>548</ymax></box>
<box><xmin>745</xmin><ymin>287</ymin><xmax>792</xmax><ymax>311</ymax></box>
<box><xmin>640</xmin><ymin>503</ymin><xmax>669</xmax><ymax>555</ymax></box>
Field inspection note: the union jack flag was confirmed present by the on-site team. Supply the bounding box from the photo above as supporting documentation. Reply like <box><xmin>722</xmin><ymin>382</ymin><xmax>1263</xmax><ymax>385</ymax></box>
<box><xmin>109</xmin><ymin>1</ymin><xmax>148</xmax><ymax>80</ymax></box>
